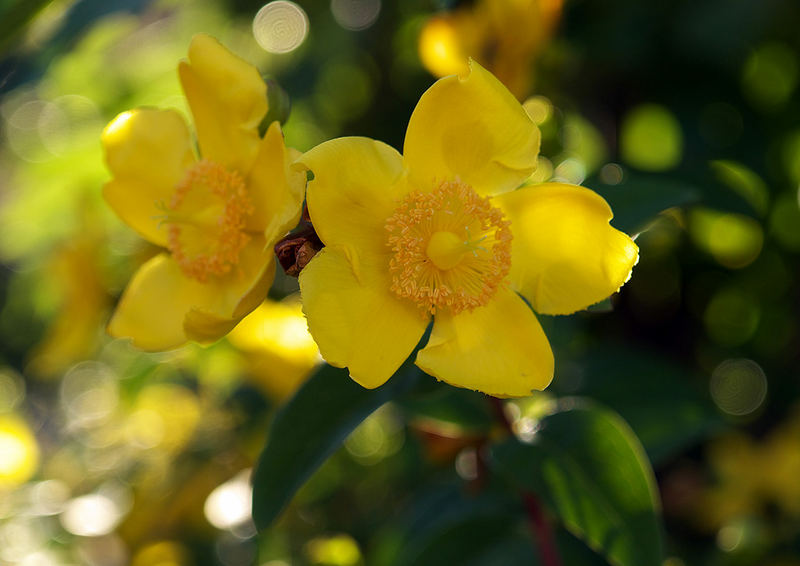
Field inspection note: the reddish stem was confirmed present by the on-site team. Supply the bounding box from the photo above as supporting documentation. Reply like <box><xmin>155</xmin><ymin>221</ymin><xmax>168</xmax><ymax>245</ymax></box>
<box><xmin>523</xmin><ymin>493</ymin><xmax>563</xmax><ymax>566</ymax></box>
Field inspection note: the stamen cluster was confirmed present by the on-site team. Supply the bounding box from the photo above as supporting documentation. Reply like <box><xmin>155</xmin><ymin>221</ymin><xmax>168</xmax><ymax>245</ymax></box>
<box><xmin>385</xmin><ymin>181</ymin><xmax>512</xmax><ymax>315</ymax></box>
<box><xmin>166</xmin><ymin>160</ymin><xmax>254</xmax><ymax>282</ymax></box>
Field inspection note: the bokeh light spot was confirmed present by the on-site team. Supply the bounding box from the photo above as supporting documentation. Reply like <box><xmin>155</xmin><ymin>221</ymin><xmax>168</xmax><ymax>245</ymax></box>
<box><xmin>553</xmin><ymin>157</ymin><xmax>586</xmax><ymax>185</ymax></box>
<box><xmin>344</xmin><ymin>405</ymin><xmax>403</xmax><ymax>465</ymax></box>
<box><xmin>331</xmin><ymin>0</ymin><xmax>381</xmax><ymax>31</ymax></box>
<box><xmin>314</xmin><ymin>60</ymin><xmax>375</xmax><ymax>123</ymax></box>
<box><xmin>455</xmin><ymin>447</ymin><xmax>479</xmax><ymax>481</ymax></box>
<box><xmin>305</xmin><ymin>534</ymin><xmax>361</xmax><ymax>566</ymax></box>
<box><xmin>60</xmin><ymin>494</ymin><xmax>122</xmax><ymax>537</ymax></box>
<box><xmin>710</xmin><ymin>359</ymin><xmax>767</xmax><ymax>416</ymax></box>
<box><xmin>522</xmin><ymin>96</ymin><xmax>553</xmax><ymax>125</ymax></box>
<box><xmin>769</xmin><ymin>192</ymin><xmax>800</xmax><ymax>251</ymax></box>
<box><xmin>717</xmin><ymin>523</ymin><xmax>745</xmax><ymax>551</ymax></box>
<box><xmin>204</xmin><ymin>470</ymin><xmax>253</xmax><ymax>531</ymax></box>
<box><xmin>620</xmin><ymin>104</ymin><xmax>683</xmax><ymax>171</ymax></box>
<box><xmin>782</xmin><ymin>129</ymin><xmax>800</xmax><ymax>186</ymax></box>
<box><xmin>741</xmin><ymin>43</ymin><xmax>798</xmax><ymax>110</ymax></box>
<box><xmin>527</xmin><ymin>156</ymin><xmax>553</xmax><ymax>184</ymax></box>
<box><xmin>253</xmin><ymin>1</ymin><xmax>309</xmax><ymax>54</ymax></box>
<box><xmin>690</xmin><ymin>208</ymin><xmax>763</xmax><ymax>269</ymax></box>
<box><xmin>563</xmin><ymin>113</ymin><xmax>607</xmax><ymax>174</ymax></box>
<box><xmin>704</xmin><ymin>288</ymin><xmax>760</xmax><ymax>347</ymax></box>
<box><xmin>29</xmin><ymin>480</ymin><xmax>71</xmax><ymax>516</ymax></box>
<box><xmin>599</xmin><ymin>163</ymin><xmax>624</xmax><ymax>185</ymax></box>
<box><xmin>130</xmin><ymin>384</ymin><xmax>200</xmax><ymax>452</ymax></box>
<box><xmin>60</xmin><ymin>362</ymin><xmax>119</xmax><ymax>429</ymax></box>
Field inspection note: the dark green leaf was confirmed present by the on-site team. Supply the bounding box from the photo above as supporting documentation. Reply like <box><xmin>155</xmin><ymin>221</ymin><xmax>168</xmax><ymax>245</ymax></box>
<box><xmin>590</xmin><ymin>174</ymin><xmax>700</xmax><ymax>235</ymax></box>
<box><xmin>400</xmin><ymin>384</ymin><xmax>493</xmax><ymax>435</ymax></box>
<box><xmin>573</xmin><ymin>347</ymin><xmax>723</xmax><ymax>465</ymax></box>
<box><xmin>252</xmin><ymin>363</ymin><xmax>419</xmax><ymax>529</ymax></box>
<box><xmin>393</xmin><ymin>483</ymin><xmax>522</xmax><ymax>566</ymax></box>
<box><xmin>491</xmin><ymin>401</ymin><xmax>664</xmax><ymax>566</ymax></box>
<box><xmin>259</xmin><ymin>76</ymin><xmax>292</xmax><ymax>133</ymax></box>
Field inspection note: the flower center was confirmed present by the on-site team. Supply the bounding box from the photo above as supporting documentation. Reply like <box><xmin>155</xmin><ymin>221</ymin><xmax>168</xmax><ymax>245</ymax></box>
<box><xmin>385</xmin><ymin>180</ymin><xmax>512</xmax><ymax>315</ymax></box>
<box><xmin>164</xmin><ymin>160</ymin><xmax>254</xmax><ymax>283</ymax></box>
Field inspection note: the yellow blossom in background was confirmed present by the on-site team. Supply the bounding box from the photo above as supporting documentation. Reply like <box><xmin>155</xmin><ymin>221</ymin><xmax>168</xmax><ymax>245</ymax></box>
<box><xmin>101</xmin><ymin>34</ymin><xmax>305</xmax><ymax>351</ymax></box>
<box><xmin>228</xmin><ymin>296</ymin><xmax>321</xmax><ymax>401</ymax></box>
<box><xmin>297</xmin><ymin>61</ymin><xmax>637</xmax><ymax>397</ymax></box>
<box><xmin>693</xmin><ymin>411</ymin><xmax>800</xmax><ymax>531</ymax></box>
<box><xmin>0</xmin><ymin>413</ymin><xmax>40</xmax><ymax>488</ymax></box>
<box><xmin>419</xmin><ymin>0</ymin><xmax>563</xmax><ymax>99</ymax></box>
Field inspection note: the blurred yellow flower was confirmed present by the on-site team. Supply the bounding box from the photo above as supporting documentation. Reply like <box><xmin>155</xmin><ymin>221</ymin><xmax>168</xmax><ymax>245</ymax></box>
<box><xmin>101</xmin><ymin>34</ymin><xmax>305</xmax><ymax>351</ymax></box>
<box><xmin>0</xmin><ymin>413</ymin><xmax>40</xmax><ymax>488</ymax></box>
<box><xmin>297</xmin><ymin>61</ymin><xmax>638</xmax><ymax>397</ymax></box>
<box><xmin>228</xmin><ymin>296</ymin><xmax>321</xmax><ymax>401</ymax></box>
<box><xmin>419</xmin><ymin>0</ymin><xmax>563</xmax><ymax>99</ymax></box>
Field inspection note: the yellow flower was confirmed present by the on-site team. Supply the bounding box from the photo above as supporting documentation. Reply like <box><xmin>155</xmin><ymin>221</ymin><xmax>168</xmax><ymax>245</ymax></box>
<box><xmin>296</xmin><ymin>61</ymin><xmax>638</xmax><ymax>397</ymax></box>
<box><xmin>101</xmin><ymin>34</ymin><xmax>305</xmax><ymax>351</ymax></box>
<box><xmin>228</xmin><ymin>295</ymin><xmax>321</xmax><ymax>401</ymax></box>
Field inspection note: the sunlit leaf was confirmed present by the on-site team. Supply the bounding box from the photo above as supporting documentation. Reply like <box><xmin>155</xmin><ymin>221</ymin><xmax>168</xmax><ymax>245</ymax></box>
<box><xmin>491</xmin><ymin>401</ymin><xmax>664</xmax><ymax>566</ymax></box>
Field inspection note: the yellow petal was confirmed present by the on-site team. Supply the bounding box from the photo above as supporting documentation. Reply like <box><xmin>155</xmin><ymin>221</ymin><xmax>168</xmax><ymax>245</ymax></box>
<box><xmin>299</xmin><ymin>246</ymin><xmax>429</xmax><ymax>389</ymax></box>
<box><xmin>415</xmin><ymin>287</ymin><xmax>553</xmax><ymax>397</ymax></box>
<box><xmin>102</xmin><ymin>109</ymin><xmax>195</xmax><ymax>246</ymax></box>
<box><xmin>246</xmin><ymin>121</ymin><xmax>306</xmax><ymax>242</ymax></box>
<box><xmin>183</xmin><ymin>236</ymin><xmax>276</xmax><ymax>343</ymax></box>
<box><xmin>297</xmin><ymin>137</ymin><xmax>407</xmax><ymax>257</ymax></box>
<box><xmin>108</xmin><ymin>253</ymin><xmax>210</xmax><ymax>351</ymax></box>
<box><xmin>495</xmin><ymin>182</ymin><xmax>639</xmax><ymax>315</ymax></box>
<box><xmin>109</xmin><ymin>238</ymin><xmax>273</xmax><ymax>351</ymax></box>
<box><xmin>179</xmin><ymin>34</ymin><xmax>267</xmax><ymax>173</ymax></box>
<box><xmin>403</xmin><ymin>60</ymin><xmax>540</xmax><ymax>196</ymax></box>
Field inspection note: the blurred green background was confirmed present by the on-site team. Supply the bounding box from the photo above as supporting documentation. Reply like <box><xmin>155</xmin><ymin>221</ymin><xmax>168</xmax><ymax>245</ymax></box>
<box><xmin>0</xmin><ymin>0</ymin><xmax>799</xmax><ymax>564</ymax></box>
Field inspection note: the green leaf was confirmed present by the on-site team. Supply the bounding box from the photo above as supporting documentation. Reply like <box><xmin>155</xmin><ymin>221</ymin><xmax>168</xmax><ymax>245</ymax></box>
<box><xmin>491</xmin><ymin>401</ymin><xmax>664</xmax><ymax>566</ymax></box>
<box><xmin>252</xmin><ymin>363</ymin><xmax>419</xmax><ymax>529</ymax></box>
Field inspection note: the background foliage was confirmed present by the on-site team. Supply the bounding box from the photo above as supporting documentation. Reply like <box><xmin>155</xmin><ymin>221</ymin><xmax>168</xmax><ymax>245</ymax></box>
<box><xmin>1</xmin><ymin>0</ymin><xmax>799</xmax><ymax>565</ymax></box>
